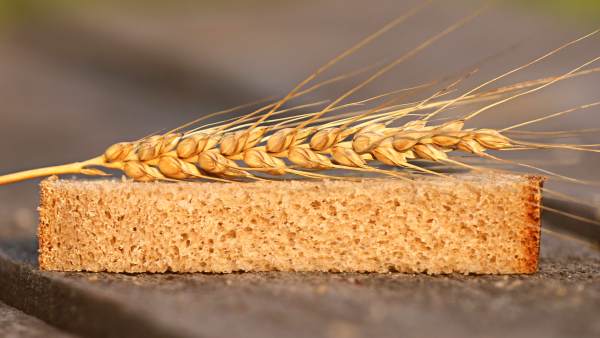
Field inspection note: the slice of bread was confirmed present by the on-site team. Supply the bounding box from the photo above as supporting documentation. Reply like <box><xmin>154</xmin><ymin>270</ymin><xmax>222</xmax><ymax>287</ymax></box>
<box><xmin>38</xmin><ymin>174</ymin><xmax>543</xmax><ymax>274</ymax></box>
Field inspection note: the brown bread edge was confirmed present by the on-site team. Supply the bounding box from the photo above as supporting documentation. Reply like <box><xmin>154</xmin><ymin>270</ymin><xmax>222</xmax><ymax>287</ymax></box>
<box><xmin>521</xmin><ymin>175</ymin><xmax>544</xmax><ymax>274</ymax></box>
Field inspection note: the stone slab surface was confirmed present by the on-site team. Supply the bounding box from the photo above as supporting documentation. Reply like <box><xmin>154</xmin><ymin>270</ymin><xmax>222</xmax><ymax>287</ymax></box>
<box><xmin>1</xmin><ymin>226</ymin><xmax>599</xmax><ymax>338</ymax></box>
<box><xmin>0</xmin><ymin>301</ymin><xmax>77</xmax><ymax>338</ymax></box>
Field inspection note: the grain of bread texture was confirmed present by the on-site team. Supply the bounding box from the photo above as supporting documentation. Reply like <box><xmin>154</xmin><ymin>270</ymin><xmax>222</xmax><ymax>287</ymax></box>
<box><xmin>38</xmin><ymin>174</ymin><xmax>544</xmax><ymax>274</ymax></box>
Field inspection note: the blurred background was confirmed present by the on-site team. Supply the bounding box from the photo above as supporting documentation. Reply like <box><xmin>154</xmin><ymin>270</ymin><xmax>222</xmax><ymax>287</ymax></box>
<box><xmin>0</xmin><ymin>0</ymin><xmax>598</xmax><ymax>240</ymax></box>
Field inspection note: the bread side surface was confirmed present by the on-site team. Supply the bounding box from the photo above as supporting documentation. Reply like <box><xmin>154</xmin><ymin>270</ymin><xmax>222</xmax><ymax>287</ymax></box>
<box><xmin>38</xmin><ymin>174</ymin><xmax>543</xmax><ymax>274</ymax></box>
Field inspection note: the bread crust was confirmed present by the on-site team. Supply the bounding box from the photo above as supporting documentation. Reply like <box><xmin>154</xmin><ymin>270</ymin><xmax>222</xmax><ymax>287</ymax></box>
<box><xmin>521</xmin><ymin>175</ymin><xmax>544</xmax><ymax>273</ymax></box>
<box><xmin>38</xmin><ymin>176</ymin><xmax>54</xmax><ymax>270</ymax></box>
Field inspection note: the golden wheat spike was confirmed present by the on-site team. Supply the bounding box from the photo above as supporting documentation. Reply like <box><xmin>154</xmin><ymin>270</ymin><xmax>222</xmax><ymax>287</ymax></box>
<box><xmin>1</xmin><ymin>6</ymin><xmax>600</xmax><ymax>188</ymax></box>
<box><xmin>0</xmin><ymin>70</ymin><xmax>594</xmax><ymax>186</ymax></box>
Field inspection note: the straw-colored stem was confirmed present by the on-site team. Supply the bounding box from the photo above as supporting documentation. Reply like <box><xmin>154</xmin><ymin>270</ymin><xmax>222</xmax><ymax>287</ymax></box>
<box><xmin>0</xmin><ymin>156</ymin><xmax>106</xmax><ymax>186</ymax></box>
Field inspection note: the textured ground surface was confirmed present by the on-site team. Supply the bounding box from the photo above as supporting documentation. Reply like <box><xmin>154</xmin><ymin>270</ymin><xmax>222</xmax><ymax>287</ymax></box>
<box><xmin>0</xmin><ymin>301</ymin><xmax>75</xmax><ymax>338</ymax></box>
<box><xmin>0</xmin><ymin>230</ymin><xmax>599</xmax><ymax>338</ymax></box>
<box><xmin>0</xmin><ymin>0</ymin><xmax>599</xmax><ymax>337</ymax></box>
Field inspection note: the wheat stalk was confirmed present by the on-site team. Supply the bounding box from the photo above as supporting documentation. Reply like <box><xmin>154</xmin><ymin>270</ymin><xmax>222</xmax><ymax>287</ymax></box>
<box><xmin>0</xmin><ymin>7</ymin><xmax>598</xmax><ymax>188</ymax></box>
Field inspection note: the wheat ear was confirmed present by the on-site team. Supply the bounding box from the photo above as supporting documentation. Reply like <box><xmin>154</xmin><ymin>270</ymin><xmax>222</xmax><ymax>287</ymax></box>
<box><xmin>0</xmin><ymin>10</ymin><xmax>599</xmax><ymax>185</ymax></box>
<box><xmin>0</xmin><ymin>66</ymin><xmax>595</xmax><ymax>186</ymax></box>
